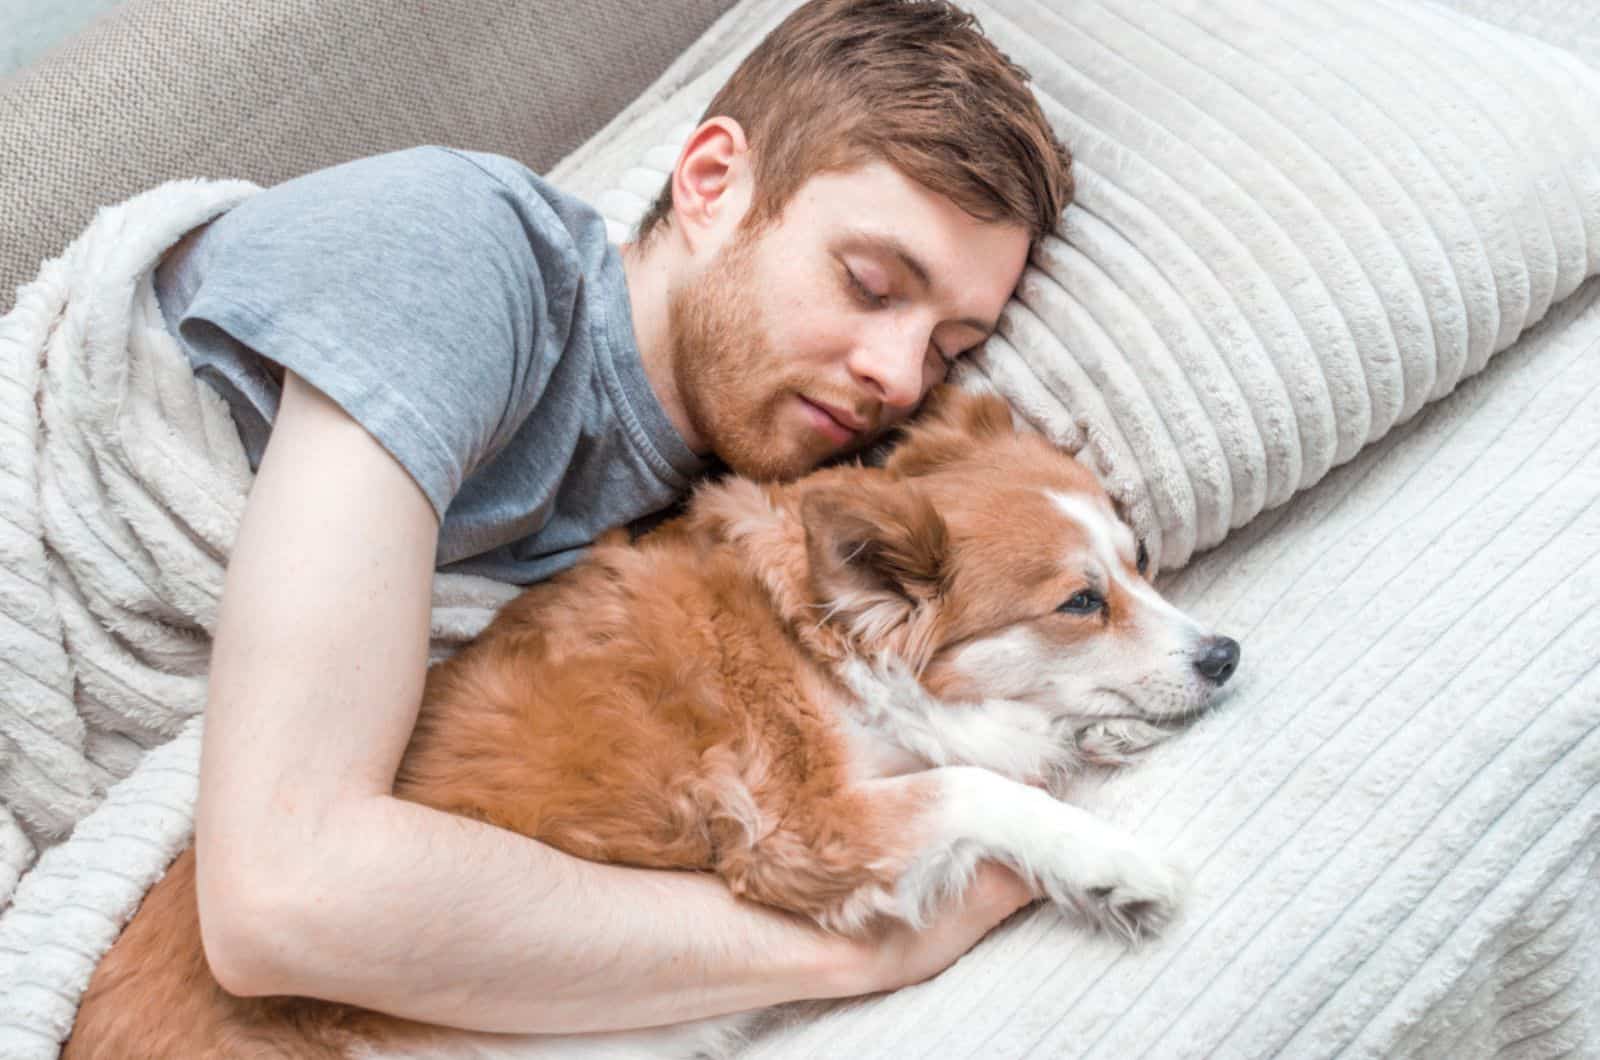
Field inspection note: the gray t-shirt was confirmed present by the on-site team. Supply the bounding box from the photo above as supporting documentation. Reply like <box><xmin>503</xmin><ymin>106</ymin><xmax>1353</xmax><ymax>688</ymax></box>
<box><xmin>156</xmin><ymin>146</ymin><xmax>704</xmax><ymax>584</ymax></box>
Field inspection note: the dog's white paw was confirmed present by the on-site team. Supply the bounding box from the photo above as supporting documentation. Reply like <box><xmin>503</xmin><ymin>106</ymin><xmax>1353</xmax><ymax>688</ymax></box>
<box><xmin>1041</xmin><ymin>841</ymin><xmax>1183</xmax><ymax>943</ymax></box>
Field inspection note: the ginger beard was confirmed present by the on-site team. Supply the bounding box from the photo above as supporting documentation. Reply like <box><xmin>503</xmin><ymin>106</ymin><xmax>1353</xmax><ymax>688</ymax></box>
<box><xmin>669</xmin><ymin>228</ymin><xmax>879</xmax><ymax>482</ymax></box>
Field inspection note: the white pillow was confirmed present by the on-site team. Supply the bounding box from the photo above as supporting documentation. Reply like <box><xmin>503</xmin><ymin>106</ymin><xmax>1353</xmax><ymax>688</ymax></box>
<box><xmin>553</xmin><ymin>0</ymin><xmax>1600</xmax><ymax>571</ymax></box>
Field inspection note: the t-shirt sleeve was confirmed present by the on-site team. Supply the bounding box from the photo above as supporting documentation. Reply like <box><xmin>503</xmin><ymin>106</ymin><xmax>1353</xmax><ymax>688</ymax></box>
<box><xmin>177</xmin><ymin>146</ymin><xmax>573</xmax><ymax>519</ymax></box>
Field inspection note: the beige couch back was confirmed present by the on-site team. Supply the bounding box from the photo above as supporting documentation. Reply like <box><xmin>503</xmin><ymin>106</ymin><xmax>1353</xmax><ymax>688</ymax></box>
<box><xmin>0</xmin><ymin>0</ymin><xmax>736</xmax><ymax>311</ymax></box>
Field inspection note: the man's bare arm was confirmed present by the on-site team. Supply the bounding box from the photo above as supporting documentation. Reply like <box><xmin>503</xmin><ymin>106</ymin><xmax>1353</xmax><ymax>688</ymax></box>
<box><xmin>195</xmin><ymin>370</ymin><xmax>1032</xmax><ymax>1034</ymax></box>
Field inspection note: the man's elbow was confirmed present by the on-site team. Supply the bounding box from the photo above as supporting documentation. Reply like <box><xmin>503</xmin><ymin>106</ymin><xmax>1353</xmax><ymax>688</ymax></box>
<box><xmin>196</xmin><ymin>857</ymin><xmax>318</xmax><ymax>999</ymax></box>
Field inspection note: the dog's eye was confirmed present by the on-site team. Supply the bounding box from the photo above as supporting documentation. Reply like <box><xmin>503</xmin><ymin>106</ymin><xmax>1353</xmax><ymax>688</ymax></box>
<box><xmin>1057</xmin><ymin>590</ymin><xmax>1103</xmax><ymax>615</ymax></box>
<box><xmin>1136</xmin><ymin>541</ymin><xmax>1149</xmax><ymax>576</ymax></box>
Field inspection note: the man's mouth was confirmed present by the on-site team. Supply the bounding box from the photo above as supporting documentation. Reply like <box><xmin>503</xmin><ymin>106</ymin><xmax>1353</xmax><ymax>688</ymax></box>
<box><xmin>798</xmin><ymin>396</ymin><xmax>864</xmax><ymax>446</ymax></box>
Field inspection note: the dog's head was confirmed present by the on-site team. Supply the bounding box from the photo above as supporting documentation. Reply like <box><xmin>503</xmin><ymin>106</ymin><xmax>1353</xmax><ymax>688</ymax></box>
<box><xmin>799</xmin><ymin>386</ymin><xmax>1238</xmax><ymax>751</ymax></box>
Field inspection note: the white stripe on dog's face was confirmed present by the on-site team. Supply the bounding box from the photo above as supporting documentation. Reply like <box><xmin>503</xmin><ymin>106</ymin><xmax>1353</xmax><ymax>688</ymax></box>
<box><xmin>839</xmin><ymin>390</ymin><xmax>1240</xmax><ymax>782</ymax></box>
<box><xmin>1047</xmin><ymin>493</ymin><xmax>1202</xmax><ymax>636</ymax></box>
<box><xmin>930</xmin><ymin>485</ymin><xmax>1221</xmax><ymax>726</ymax></box>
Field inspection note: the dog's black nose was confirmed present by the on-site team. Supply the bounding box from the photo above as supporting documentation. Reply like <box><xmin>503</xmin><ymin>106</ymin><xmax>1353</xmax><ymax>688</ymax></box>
<box><xmin>1194</xmin><ymin>636</ymin><xmax>1240</xmax><ymax>685</ymax></box>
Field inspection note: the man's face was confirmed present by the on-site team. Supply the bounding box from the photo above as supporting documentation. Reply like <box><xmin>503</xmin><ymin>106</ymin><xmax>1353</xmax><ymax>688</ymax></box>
<box><xmin>669</xmin><ymin>161</ymin><xmax>1031</xmax><ymax>481</ymax></box>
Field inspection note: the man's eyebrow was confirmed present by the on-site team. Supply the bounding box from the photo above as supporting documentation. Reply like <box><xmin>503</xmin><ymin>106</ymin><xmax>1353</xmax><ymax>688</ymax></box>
<box><xmin>847</xmin><ymin>232</ymin><xmax>999</xmax><ymax>335</ymax></box>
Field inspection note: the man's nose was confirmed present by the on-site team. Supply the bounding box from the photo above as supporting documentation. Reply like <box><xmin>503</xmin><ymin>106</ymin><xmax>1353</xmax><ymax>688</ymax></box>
<box><xmin>1193</xmin><ymin>636</ymin><xmax>1240</xmax><ymax>686</ymax></box>
<box><xmin>851</xmin><ymin>336</ymin><xmax>927</xmax><ymax>411</ymax></box>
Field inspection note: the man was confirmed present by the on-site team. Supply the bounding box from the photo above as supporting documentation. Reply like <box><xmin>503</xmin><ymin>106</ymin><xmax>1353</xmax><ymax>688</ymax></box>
<box><xmin>172</xmin><ymin>0</ymin><xmax>1073</xmax><ymax>1033</ymax></box>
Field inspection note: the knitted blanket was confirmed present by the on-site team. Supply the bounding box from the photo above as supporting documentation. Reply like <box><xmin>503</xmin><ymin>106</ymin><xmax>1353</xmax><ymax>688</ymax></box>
<box><xmin>0</xmin><ymin>180</ymin><xmax>516</xmax><ymax>1055</ymax></box>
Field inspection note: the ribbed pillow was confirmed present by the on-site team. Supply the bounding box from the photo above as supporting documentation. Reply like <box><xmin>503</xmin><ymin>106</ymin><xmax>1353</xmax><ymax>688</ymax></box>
<box><xmin>554</xmin><ymin>0</ymin><xmax>1600</xmax><ymax>571</ymax></box>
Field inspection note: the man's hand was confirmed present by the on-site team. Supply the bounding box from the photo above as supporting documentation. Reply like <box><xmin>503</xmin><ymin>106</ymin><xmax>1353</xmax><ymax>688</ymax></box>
<box><xmin>840</xmin><ymin>863</ymin><xmax>1037</xmax><ymax>995</ymax></box>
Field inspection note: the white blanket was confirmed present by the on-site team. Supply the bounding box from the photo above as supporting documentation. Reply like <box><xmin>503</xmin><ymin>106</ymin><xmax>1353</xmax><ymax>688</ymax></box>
<box><xmin>0</xmin><ymin>181</ymin><xmax>516</xmax><ymax>1055</ymax></box>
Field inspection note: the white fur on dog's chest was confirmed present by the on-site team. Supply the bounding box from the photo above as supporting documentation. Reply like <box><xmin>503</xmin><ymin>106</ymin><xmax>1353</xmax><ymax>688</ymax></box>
<box><xmin>838</xmin><ymin>712</ymin><xmax>929</xmax><ymax>780</ymax></box>
<box><xmin>834</xmin><ymin>657</ymin><xmax>1070</xmax><ymax>785</ymax></box>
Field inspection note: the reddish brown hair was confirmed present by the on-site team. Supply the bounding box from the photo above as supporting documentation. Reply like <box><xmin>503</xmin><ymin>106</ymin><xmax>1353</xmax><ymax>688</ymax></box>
<box><xmin>636</xmin><ymin>0</ymin><xmax>1073</xmax><ymax>248</ymax></box>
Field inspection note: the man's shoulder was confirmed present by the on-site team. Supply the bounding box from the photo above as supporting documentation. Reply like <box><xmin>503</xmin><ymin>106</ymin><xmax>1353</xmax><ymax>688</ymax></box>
<box><xmin>390</xmin><ymin>146</ymin><xmax>602</xmax><ymax>237</ymax></box>
<box><xmin>192</xmin><ymin>146</ymin><xmax>610</xmax><ymax>296</ymax></box>
<box><xmin>356</xmin><ymin>146</ymin><xmax>610</xmax><ymax>277</ymax></box>
<box><xmin>221</xmin><ymin>146</ymin><xmax>597</xmax><ymax>244</ymax></box>
<box><xmin>414</xmin><ymin>146</ymin><xmax>537</xmax><ymax>191</ymax></box>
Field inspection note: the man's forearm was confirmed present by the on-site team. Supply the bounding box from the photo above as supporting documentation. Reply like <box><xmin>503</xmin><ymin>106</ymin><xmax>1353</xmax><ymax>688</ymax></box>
<box><xmin>218</xmin><ymin>793</ymin><xmax>867</xmax><ymax>1034</ymax></box>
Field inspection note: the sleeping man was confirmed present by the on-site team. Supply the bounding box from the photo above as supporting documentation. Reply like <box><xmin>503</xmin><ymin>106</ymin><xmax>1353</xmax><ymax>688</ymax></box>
<box><xmin>160</xmin><ymin>0</ymin><xmax>1077</xmax><ymax>1036</ymax></box>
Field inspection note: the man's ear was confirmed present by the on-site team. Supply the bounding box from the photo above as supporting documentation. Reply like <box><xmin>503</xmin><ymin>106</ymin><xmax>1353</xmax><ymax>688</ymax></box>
<box><xmin>885</xmin><ymin>384</ymin><xmax>1016</xmax><ymax>479</ymax></box>
<box><xmin>670</xmin><ymin>116</ymin><xmax>753</xmax><ymax>256</ymax></box>
<box><xmin>802</xmin><ymin>479</ymin><xmax>947</xmax><ymax>663</ymax></box>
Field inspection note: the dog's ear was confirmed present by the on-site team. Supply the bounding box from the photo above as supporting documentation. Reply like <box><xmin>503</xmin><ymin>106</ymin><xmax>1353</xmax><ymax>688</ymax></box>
<box><xmin>885</xmin><ymin>384</ymin><xmax>1016</xmax><ymax>479</ymax></box>
<box><xmin>802</xmin><ymin>478</ymin><xmax>947</xmax><ymax>661</ymax></box>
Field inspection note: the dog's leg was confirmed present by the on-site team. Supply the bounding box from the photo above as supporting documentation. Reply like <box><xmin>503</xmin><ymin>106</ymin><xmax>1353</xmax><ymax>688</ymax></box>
<box><xmin>720</xmin><ymin>767</ymin><xmax>1180</xmax><ymax>943</ymax></box>
<box><xmin>894</xmin><ymin>766</ymin><xmax>1181</xmax><ymax>942</ymax></box>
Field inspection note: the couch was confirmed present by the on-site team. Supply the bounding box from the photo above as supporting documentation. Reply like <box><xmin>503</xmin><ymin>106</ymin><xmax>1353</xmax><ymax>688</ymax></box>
<box><xmin>0</xmin><ymin>0</ymin><xmax>741</xmax><ymax>313</ymax></box>
<box><xmin>2</xmin><ymin>1</ymin><xmax>1597</xmax><ymax>1057</ymax></box>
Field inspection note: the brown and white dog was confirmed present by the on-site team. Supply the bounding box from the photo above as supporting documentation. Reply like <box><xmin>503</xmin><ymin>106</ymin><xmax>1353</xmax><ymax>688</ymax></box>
<box><xmin>66</xmin><ymin>386</ymin><xmax>1239</xmax><ymax>1059</ymax></box>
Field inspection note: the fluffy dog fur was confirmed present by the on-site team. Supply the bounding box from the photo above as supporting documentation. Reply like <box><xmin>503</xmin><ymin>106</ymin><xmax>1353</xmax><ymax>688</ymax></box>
<box><xmin>66</xmin><ymin>387</ymin><xmax>1238</xmax><ymax>1059</ymax></box>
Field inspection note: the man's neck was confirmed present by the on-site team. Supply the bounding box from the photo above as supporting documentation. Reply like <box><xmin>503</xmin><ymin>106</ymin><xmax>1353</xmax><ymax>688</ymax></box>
<box><xmin>621</xmin><ymin>238</ymin><xmax>706</xmax><ymax>454</ymax></box>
